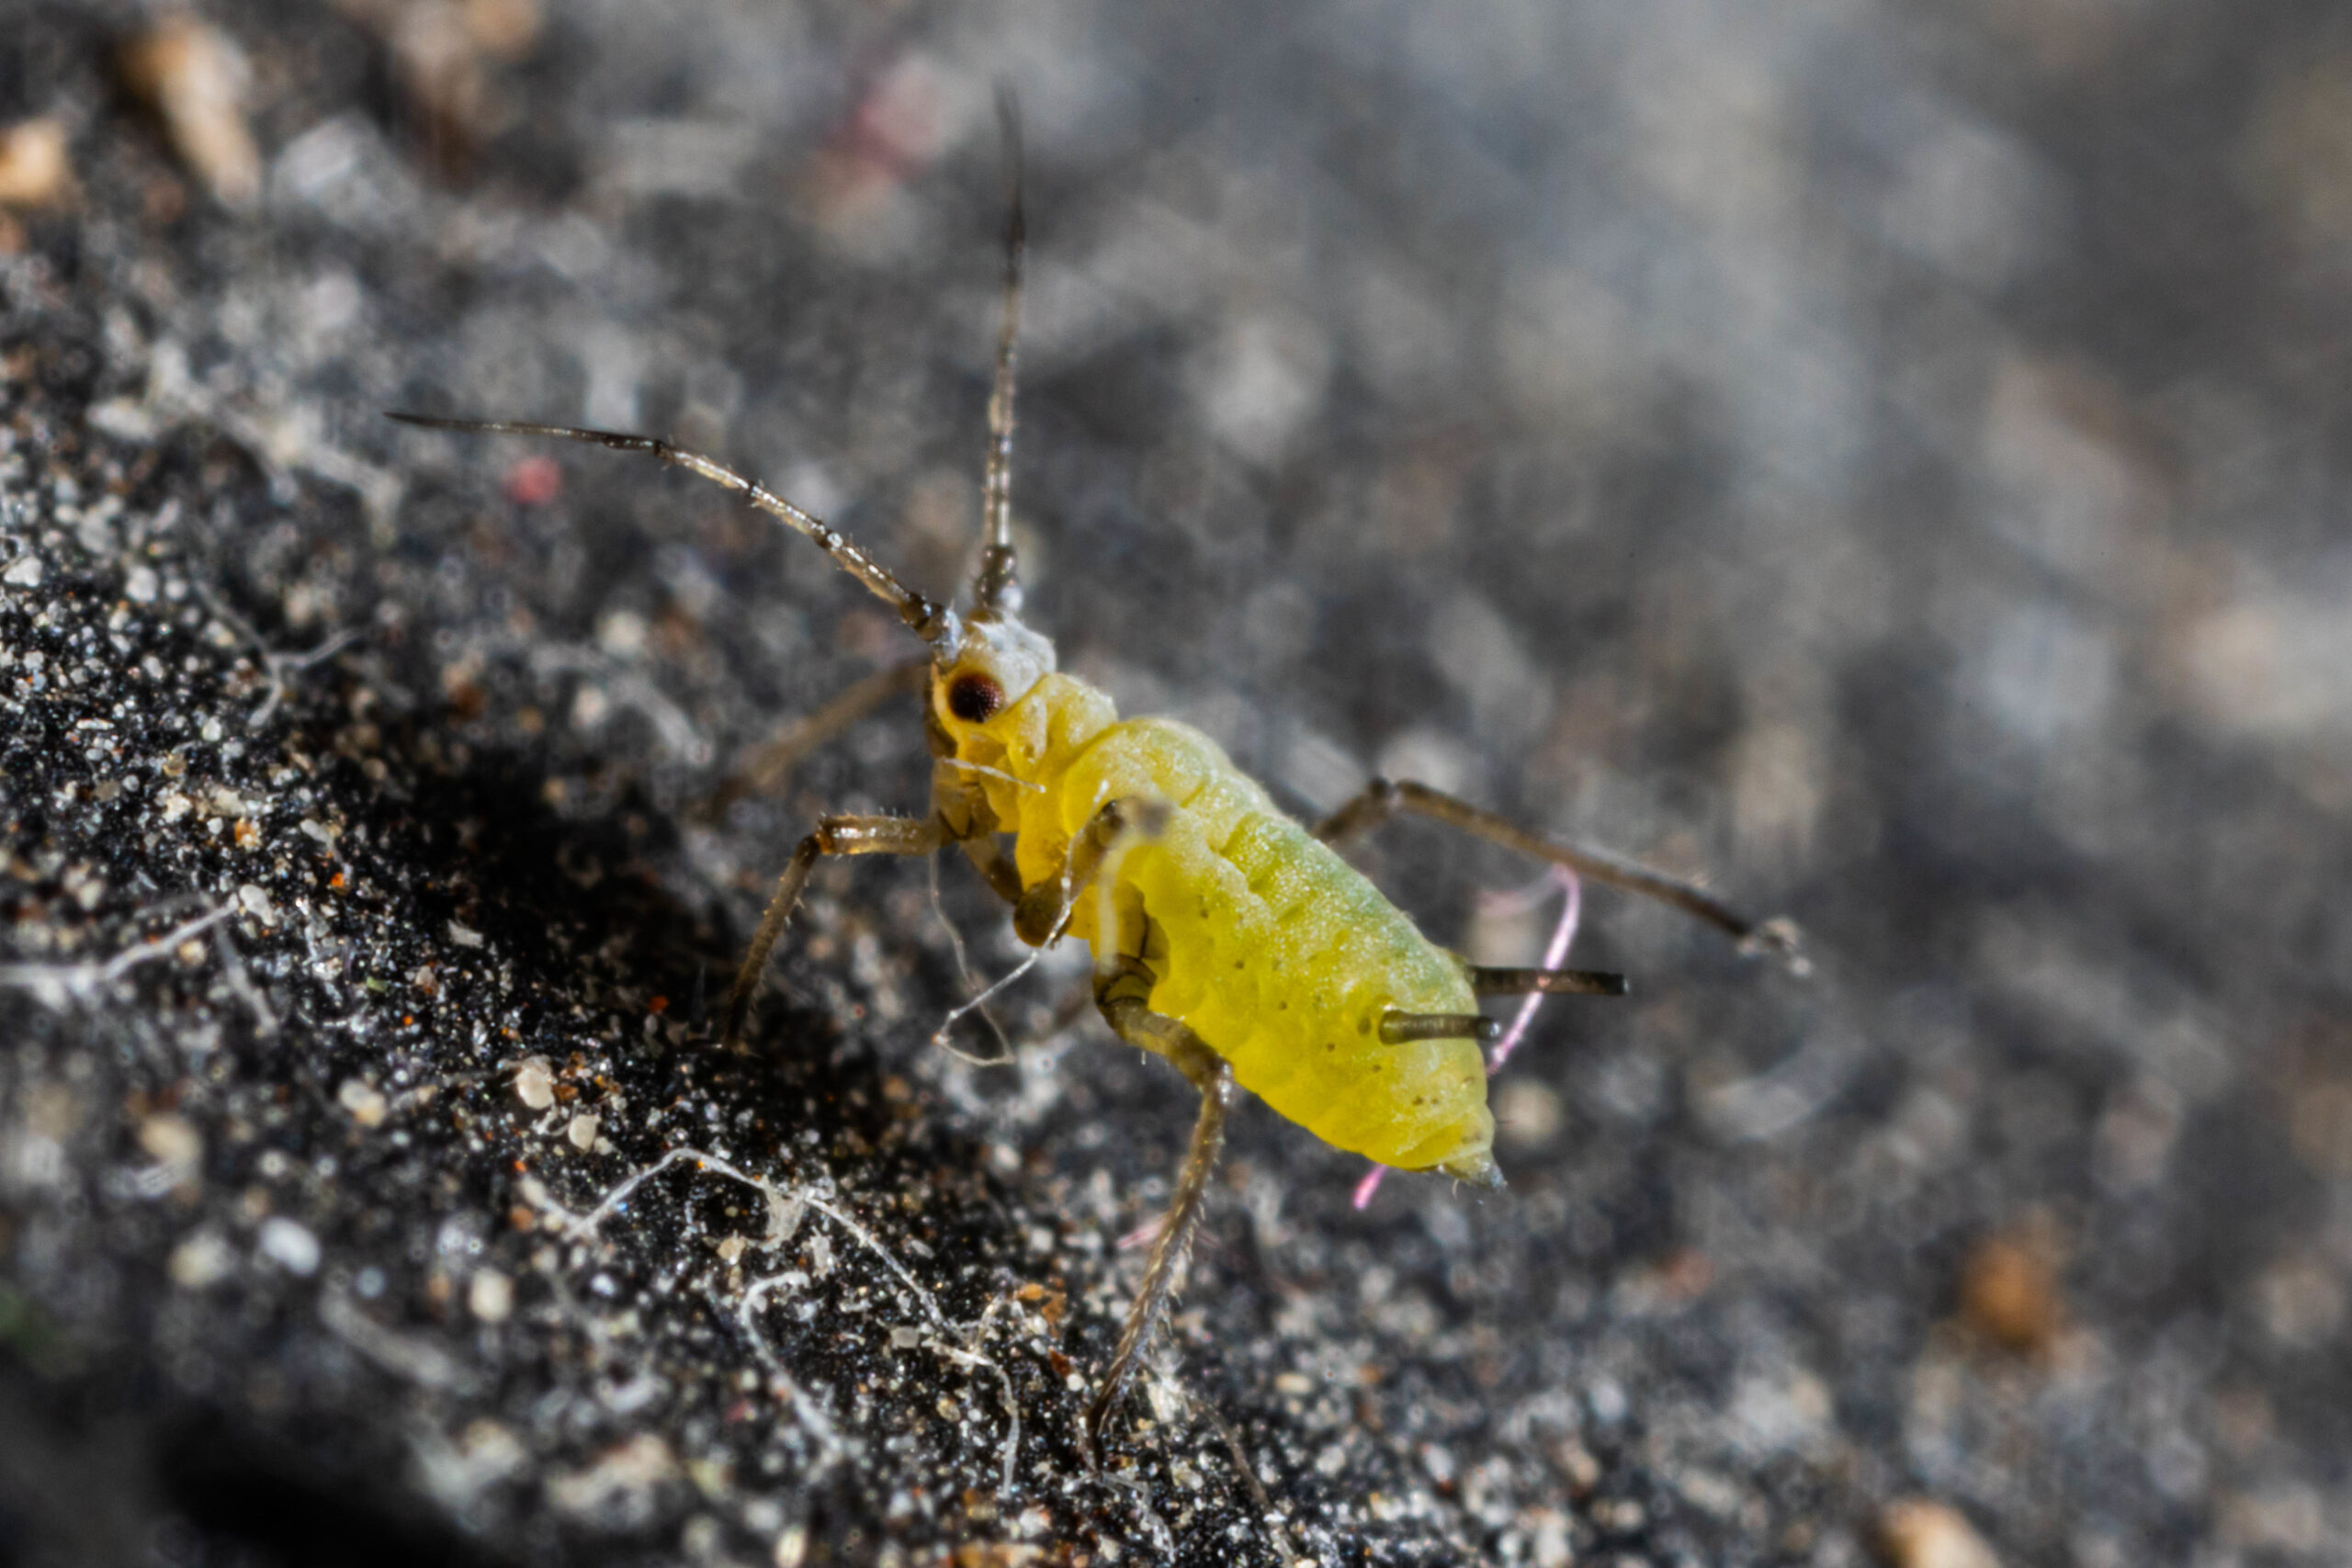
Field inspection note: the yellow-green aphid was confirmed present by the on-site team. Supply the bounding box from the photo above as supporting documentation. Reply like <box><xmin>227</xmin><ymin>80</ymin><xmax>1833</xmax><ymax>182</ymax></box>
<box><xmin>390</xmin><ymin>96</ymin><xmax>1802</xmax><ymax>1454</ymax></box>
<box><xmin>933</xmin><ymin>655</ymin><xmax>1496</xmax><ymax>1179</ymax></box>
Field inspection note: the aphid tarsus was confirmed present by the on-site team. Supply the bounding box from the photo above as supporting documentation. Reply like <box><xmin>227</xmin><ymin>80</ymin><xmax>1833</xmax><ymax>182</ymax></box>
<box><xmin>391</xmin><ymin>97</ymin><xmax>1801</xmax><ymax>1453</ymax></box>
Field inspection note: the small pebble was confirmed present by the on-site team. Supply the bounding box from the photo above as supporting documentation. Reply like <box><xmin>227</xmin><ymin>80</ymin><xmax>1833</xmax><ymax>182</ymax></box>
<box><xmin>258</xmin><ymin>1216</ymin><xmax>321</xmax><ymax>1276</ymax></box>
<box><xmin>469</xmin><ymin>1268</ymin><xmax>514</xmax><ymax>1323</ymax></box>
<box><xmin>167</xmin><ymin>1230</ymin><xmax>232</xmax><ymax>1289</ymax></box>
<box><xmin>137</xmin><ymin>1112</ymin><xmax>201</xmax><ymax>1171</ymax></box>
<box><xmin>565</xmin><ymin>1111</ymin><xmax>599</xmax><ymax>1151</ymax></box>
<box><xmin>1960</xmin><ymin>1228</ymin><xmax>2063</xmax><ymax>1354</ymax></box>
<box><xmin>0</xmin><ymin>118</ymin><xmax>70</xmax><ymax>209</ymax></box>
<box><xmin>514</xmin><ymin>1057</ymin><xmax>555</xmax><ymax>1110</ymax></box>
<box><xmin>503</xmin><ymin>455</ymin><xmax>562</xmax><ymax>507</ymax></box>
<box><xmin>337</xmin><ymin>1078</ymin><xmax>388</xmax><ymax>1128</ymax></box>
<box><xmin>547</xmin><ymin>1434</ymin><xmax>678</xmax><ymax>1520</ymax></box>
<box><xmin>1494</xmin><ymin>1077</ymin><xmax>1565</xmax><ymax>1147</ymax></box>
<box><xmin>120</xmin><ymin>16</ymin><xmax>261</xmax><ymax>209</ymax></box>
<box><xmin>1878</xmin><ymin>1498</ymin><xmax>2001</xmax><ymax>1568</ymax></box>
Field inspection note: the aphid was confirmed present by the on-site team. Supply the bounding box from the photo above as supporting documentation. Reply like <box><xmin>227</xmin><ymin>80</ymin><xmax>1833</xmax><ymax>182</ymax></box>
<box><xmin>391</xmin><ymin>100</ymin><xmax>1803</xmax><ymax>1451</ymax></box>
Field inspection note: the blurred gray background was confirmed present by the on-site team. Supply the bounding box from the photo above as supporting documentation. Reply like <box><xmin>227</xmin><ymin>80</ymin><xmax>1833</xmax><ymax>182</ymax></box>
<box><xmin>4</xmin><ymin>0</ymin><xmax>2351</xmax><ymax>1563</ymax></box>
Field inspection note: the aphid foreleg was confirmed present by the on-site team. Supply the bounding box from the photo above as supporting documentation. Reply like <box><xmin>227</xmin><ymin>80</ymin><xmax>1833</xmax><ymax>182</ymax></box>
<box><xmin>1316</xmin><ymin>776</ymin><xmax>1807</xmax><ymax>973</ymax></box>
<box><xmin>1009</xmin><ymin>795</ymin><xmax>1169</xmax><ymax>949</ymax></box>
<box><xmin>1083</xmin><ymin>988</ymin><xmax>1238</xmax><ymax>1458</ymax></box>
<box><xmin>703</xmin><ymin>658</ymin><xmax>929</xmax><ymax>818</ymax></box>
<box><xmin>956</xmin><ymin>829</ymin><xmax>1027</xmax><ymax>906</ymax></box>
<box><xmin>722</xmin><ymin>812</ymin><xmax>949</xmax><ymax>1046</ymax></box>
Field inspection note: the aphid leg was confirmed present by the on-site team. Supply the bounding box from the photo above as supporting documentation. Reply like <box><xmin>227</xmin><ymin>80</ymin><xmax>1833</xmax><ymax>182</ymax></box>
<box><xmin>1314</xmin><ymin>776</ymin><xmax>1807</xmax><ymax>974</ymax></box>
<box><xmin>1084</xmin><ymin>980</ymin><xmax>1239</xmax><ymax>1458</ymax></box>
<box><xmin>957</xmin><ymin>829</ymin><xmax>1027</xmax><ymax>906</ymax></box>
<box><xmin>1009</xmin><ymin>796</ymin><xmax>1168</xmax><ymax>948</ymax></box>
<box><xmin>702</xmin><ymin>659</ymin><xmax>929</xmax><ymax>818</ymax></box>
<box><xmin>721</xmin><ymin>812</ymin><xmax>948</xmax><ymax>1046</ymax></box>
<box><xmin>1468</xmin><ymin>966</ymin><xmax>1629</xmax><ymax>997</ymax></box>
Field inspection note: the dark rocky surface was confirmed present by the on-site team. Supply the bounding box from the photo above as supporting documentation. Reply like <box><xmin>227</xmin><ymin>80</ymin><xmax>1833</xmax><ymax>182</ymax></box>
<box><xmin>5</xmin><ymin>2</ymin><xmax>2352</xmax><ymax>1564</ymax></box>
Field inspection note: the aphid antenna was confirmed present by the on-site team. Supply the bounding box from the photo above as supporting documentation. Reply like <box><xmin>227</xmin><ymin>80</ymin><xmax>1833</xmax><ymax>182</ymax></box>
<box><xmin>394</xmin><ymin>93</ymin><xmax>1036</xmax><ymax>658</ymax></box>
<box><xmin>969</xmin><ymin>85</ymin><xmax>1026</xmax><ymax>623</ymax></box>
<box><xmin>384</xmin><ymin>412</ymin><xmax>964</xmax><ymax>657</ymax></box>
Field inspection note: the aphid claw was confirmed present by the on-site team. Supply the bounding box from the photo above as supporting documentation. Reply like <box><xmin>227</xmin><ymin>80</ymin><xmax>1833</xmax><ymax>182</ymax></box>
<box><xmin>1737</xmin><ymin>915</ymin><xmax>1812</xmax><ymax>976</ymax></box>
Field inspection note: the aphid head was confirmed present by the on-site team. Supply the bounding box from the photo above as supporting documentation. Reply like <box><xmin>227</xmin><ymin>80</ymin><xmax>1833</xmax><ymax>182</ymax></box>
<box><xmin>932</xmin><ymin>614</ymin><xmax>1057</xmax><ymax>739</ymax></box>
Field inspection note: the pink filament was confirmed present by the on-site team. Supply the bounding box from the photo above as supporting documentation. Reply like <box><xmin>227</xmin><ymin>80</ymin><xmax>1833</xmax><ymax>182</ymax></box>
<box><xmin>1351</xmin><ymin>864</ymin><xmax>1585</xmax><ymax>1211</ymax></box>
<box><xmin>1487</xmin><ymin>865</ymin><xmax>1581</xmax><ymax>1077</ymax></box>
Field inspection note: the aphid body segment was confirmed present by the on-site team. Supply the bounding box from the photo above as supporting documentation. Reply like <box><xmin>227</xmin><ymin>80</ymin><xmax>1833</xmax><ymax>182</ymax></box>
<box><xmin>931</xmin><ymin>637</ymin><xmax>1498</xmax><ymax>1181</ymax></box>
<box><xmin>392</xmin><ymin>97</ymin><xmax>1799</xmax><ymax>1449</ymax></box>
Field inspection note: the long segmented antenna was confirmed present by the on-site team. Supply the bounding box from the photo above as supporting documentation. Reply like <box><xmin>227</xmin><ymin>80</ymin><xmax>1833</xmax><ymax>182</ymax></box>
<box><xmin>385</xmin><ymin>413</ymin><xmax>961</xmax><ymax>649</ymax></box>
<box><xmin>970</xmin><ymin>87</ymin><xmax>1024</xmax><ymax>620</ymax></box>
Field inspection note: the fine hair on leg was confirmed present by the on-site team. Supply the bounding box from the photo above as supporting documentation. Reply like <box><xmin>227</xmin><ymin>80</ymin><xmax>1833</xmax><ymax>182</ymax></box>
<box><xmin>722</xmin><ymin>812</ymin><xmax>946</xmax><ymax>1046</ymax></box>
<box><xmin>1315</xmin><ymin>776</ymin><xmax>1806</xmax><ymax>973</ymax></box>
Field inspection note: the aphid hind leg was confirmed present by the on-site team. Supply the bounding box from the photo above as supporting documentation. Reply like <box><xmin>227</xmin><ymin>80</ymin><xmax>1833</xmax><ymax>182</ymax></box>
<box><xmin>1084</xmin><ymin>975</ymin><xmax>1239</xmax><ymax>1458</ymax></box>
<box><xmin>1315</xmin><ymin>777</ymin><xmax>1806</xmax><ymax>973</ymax></box>
<box><xmin>1470</xmin><ymin>966</ymin><xmax>1629</xmax><ymax>998</ymax></box>
<box><xmin>722</xmin><ymin>812</ymin><xmax>948</xmax><ymax>1046</ymax></box>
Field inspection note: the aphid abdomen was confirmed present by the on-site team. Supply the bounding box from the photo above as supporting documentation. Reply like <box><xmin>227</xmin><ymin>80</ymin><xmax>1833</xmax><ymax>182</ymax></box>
<box><xmin>959</xmin><ymin>691</ymin><xmax>1498</xmax><ymax>1179</ymax></box>
<box><xmin>1191</xmin><ymin>813</ymin><xmax>1495</xmax><ymax>1175</ymax></box>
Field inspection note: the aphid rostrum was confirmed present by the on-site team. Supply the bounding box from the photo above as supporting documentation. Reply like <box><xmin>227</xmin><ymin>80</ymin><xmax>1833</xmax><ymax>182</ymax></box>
<box><xmin>391</xmin><ymin>104</ymin><xmax>1803</xmax><ymax>1449</ymax></box>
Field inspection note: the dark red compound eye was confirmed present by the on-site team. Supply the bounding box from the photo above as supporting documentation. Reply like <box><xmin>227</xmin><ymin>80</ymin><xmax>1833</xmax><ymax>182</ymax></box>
<box><xmin>946</xmin><ymin>673</ymin><xmax>1005</xmax><ymax>723</ymax></box>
